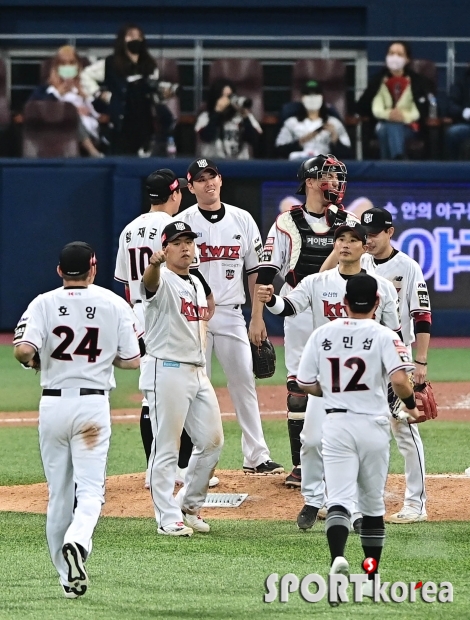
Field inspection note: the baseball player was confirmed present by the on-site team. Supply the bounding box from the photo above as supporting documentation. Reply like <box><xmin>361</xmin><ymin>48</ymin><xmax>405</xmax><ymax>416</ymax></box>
<box><xmin>114</xmin><ymin>169</ymin><xmax>217</xmax><ymax>488</ymax></box>
<box><xmin>250</xmin><ymin>154</ymin><xmax>358</xmax><ymax>488</ymax></box>
<box><xmin>297</xmin><ymin>273</ymin><xmax>419</xmax><ymax>603</ymax></box>
<box><xmin>13</xmin><ymin>242</ymin><xmax>140</xmax><ymax>598</ymax></box>
<box><xmin>257</xmin><ymin>223</ymin><xmax>401</xmax><ymax>531</ymax></box>
<box><xmin>360</xmin><ymin>207</ymin><xmax>431</xmax><ymax>523</ymax></box>
<box><xmin>177</xmin><ymin>158</ymin><xmax>283</xmax><ymax>475</ymax></box>
<box><xmin>140</xmin><ymin>221</ymin><xmax>224</xmax><ymax>536</ymax></box>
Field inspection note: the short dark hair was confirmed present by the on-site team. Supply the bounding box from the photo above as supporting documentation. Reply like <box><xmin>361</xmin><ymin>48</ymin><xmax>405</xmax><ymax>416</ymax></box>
<box><xmin>63</xmin><ymin>270</ymin><xmax>90</xmax><ymax>282</ymax></box>
<box><xmin>388</xmin><ymin>40</ymin><xmax>412</xmax><ymax>61</ymax></box>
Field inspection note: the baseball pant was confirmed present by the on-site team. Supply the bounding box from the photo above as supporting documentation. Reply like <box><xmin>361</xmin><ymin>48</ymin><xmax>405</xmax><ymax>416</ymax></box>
<box><xmin>299</xmin><ymin>394</ymin><xmax>326</xmax><ymax>507</ymax></box>
<box><xmin>284</xmin><ymin>308</ymin><xmax>315</xmax><ymax>379</ymax></box>
<box><xmin>142</xmin><ymin>357</ymin><xmax>223</xmax><ymax>527</ymax></box>
<box><xmin>38</xmin><ymin>391</ymin><xmax>111</xmax><ymax>585</ymax></box>
<box><xmin>391</xmin><ymin>418</ymin><xmax>426</xmax><ymax>513</ymax></box>
<box><xmin>206</xmin><ymin>305</ymin><xmax>270</xmax><ymax>468</ymax></box>
<box><xmin>323</xmin><ymin>412</ymin><xmax>391</xmax><ymax>516</ymax></box>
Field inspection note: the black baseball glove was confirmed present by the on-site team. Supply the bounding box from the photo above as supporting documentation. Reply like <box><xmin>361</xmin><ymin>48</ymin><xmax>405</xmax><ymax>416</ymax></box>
<box><xmin>251</xmin><ymin>338</ymin><xmax>276</xmax><ymax>379</ymax></box>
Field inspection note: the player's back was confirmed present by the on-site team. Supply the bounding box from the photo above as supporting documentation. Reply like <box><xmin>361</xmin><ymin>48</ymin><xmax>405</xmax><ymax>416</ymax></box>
<box><xmin>115</xmin><ymin>211</ymin><xmax>172</xmax><ymax>303</ymax></box>
<box><xmin>311</xmin><ymin>318</ymin><xmax>407</xmax><ymax>415</ymax></box>
<box><xmin>34</xmin><ymin>285</ymin><xmax>136</xmax><ymax>390</ymax></box>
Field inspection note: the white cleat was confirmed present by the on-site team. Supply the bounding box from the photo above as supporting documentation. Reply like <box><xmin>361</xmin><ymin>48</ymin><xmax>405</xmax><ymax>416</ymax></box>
<box><xmin>209</xmin><ymin>475</ymin><xmax>219</xmax><ymax>488</ymax></box>
<box><xmin>388</xmin><ymin>506</ymin><xmax>427</xmax><ymax>524</ymax></box>
<box><xmin>328</xmin><ymin>556</ymin><xmax>350</xmax><ymax>607</ymax></box>
<box><xmin>182</xmin><ymin>513</ymin><xmax>210</xmax><ymax>533</ymax></box>
<box><xmin>157</xmin><ymin>522</ymin><xmax>193</xmax><ymax>536</ymax></box>
<box><xmin>317</xmin><ymin>505</ymin><xmax>328</xmax><ymax>520</ymax></box>
<box><xmin>362</xmin><ymin>579</ymin><xmax>374</xmax><ymax>598</ymax></box>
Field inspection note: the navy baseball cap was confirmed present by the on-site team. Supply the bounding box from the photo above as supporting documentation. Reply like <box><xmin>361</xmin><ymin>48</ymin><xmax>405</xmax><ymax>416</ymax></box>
<box><xmin>187</xmin><ymin>158</ymin><xmax>220</xmax><ymax>183</ymax></box>
<box><xmin>161</xmin><ymin>221</ymin><xmax>198</xmax><ymax>247</ymax></box>
<box><xmin>59</xmin><ymin>241</ymin><xmax>96</xmax><ymax>276</ymax></box>
<box><xmin>345</xmin><ymin>273</ymin><xmax>378</xmax><ymax>309</ymax></box>
<box><xmin>145</xmin><ymin>169</ymin><xmax>187</xmax><ymax>202</ymax></box>
<box><xmin>360</xmin><ymin>207</ymin><xmax>393</xmax><ymax>233</ymax></box>
<box><xmin>333</xmin><ymin>223</ymin><xmax>367</xmax><ymax>244</ymax></box>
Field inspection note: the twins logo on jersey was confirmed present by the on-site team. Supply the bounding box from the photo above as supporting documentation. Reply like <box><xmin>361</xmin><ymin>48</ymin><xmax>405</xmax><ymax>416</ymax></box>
<box><xmin>180</xmin><ymin>298</ymin><xmax>200</xmax><ymax>322</ymax></box>
<box><xmin>198</xmin><ymin>242</ymin><xmax>240</xmax><ymax>262</ymax></box>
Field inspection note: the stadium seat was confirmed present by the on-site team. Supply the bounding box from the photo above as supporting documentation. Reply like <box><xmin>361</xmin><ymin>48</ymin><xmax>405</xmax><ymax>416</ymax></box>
<box><xmin>208</xmin><ymin>58</ymin><xmax>264</xmax><ymax>120</ymax></box>
<box><xmin>22</xmin><ymin>100</ymin><xmax>80</xmax><ymax>157</ymax></box>
<box><xmin>156</xmin><ymin>57</ymin><xmax>181</xmax><ymax>122</ymax></box>
<box><xmin>291</xmin><ymin>59</ymin><xmax>347</xmax><ymax>120</ymax></box>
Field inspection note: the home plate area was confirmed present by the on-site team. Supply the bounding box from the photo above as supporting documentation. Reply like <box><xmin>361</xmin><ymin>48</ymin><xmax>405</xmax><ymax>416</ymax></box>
<box><xmin>1</xmin><ymin>470</ymin><xmax>470</xmax><ymax>521</ymax></box>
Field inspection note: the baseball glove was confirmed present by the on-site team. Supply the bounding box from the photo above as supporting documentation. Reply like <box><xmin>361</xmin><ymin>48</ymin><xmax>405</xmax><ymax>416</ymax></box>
<box><xmin>251</xmin><ymin>338</ymin><xmax>276</xmax><ymax>379</ymax></box>
<box><xmin>389</xmin><ymin>380</ymin><xmax>438</xmax><ymax>424</ymax></box>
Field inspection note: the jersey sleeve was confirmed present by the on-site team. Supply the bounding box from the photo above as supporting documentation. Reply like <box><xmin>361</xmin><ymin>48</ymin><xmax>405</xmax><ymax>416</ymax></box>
<box><xmin>13</xmin><ymin>296</ymin><xmax>46</xmax><ymax>351</ymax></box>
<box><xmin>381</xmin><ymin>331</ymin><xmax>415</xmax><ymax>377</ymax></box>
<box><xmin>380</xmin><ymin>279</ymin><xmax>401</xmax><ymax>332</ymax></box>
<box><xmin>260</xmin><ymin>220</ymin><xmax>289</xmax><ymax>274</ymax></box>
<box><xmin>297</xmin><ymin>331</ymin><xmax>320</xmax><ymax>385</ymax></box>
<box><xmin>243</xmin><ymin>214</ymin><xmax>263</xmax><ymax>274</ymax></box>
<box><xmin>408</xmin><ymin>261</ymin><xmax>431</xmax><ymax>315</ymax></box>
<box><xmin>114</xmin><ymin>229</ymin><xmax>128</xmax><ymax>284</ymax></box>
<box><xmin>283</xmin><ymin>275</ymin><xmax>314</xmax><ymax>314</ymax></box>
<box><xmin>117</xmin><ymin>304</ymin><xmax>141</xmax><ymax>361</ymax></box>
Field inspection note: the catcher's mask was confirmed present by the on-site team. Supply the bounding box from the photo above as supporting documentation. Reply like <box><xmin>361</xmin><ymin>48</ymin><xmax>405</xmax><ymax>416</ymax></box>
<box><xmin>296</xmin><ymin>153</ymin><xmax>347</xmax><ymax>205</ymax></box>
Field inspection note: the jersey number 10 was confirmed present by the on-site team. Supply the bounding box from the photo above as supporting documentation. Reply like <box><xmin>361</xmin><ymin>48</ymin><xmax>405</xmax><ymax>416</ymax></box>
<box><xmin>128</xmin><ymin>247</ymin><xmax>153</xmax><ymax>280</ymax></box>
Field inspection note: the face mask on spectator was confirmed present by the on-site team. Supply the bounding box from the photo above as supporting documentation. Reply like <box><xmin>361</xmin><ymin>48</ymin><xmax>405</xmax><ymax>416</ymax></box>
<box><xmin>58</xmin><ymin>64</ymin><xmax>79</xmax><ymax>79</ymax></box>
<box><xmin>127</xmin><ymin>39</ymin><xmax>143</xmax><ymax>55</ymax></box>
<box><xmin>302</xmin><ymin>95</ymin><xmax>323</xmax><ymax>111</ymax></box>
<box><xmin>386</xmin><ymin>54</ymin><xmax>407</xmax><ymax>72</ymax></box>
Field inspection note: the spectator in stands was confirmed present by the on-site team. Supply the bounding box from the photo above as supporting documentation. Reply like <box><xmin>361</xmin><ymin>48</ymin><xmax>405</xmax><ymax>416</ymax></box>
<box><xmin>195</xmin><ymin>78</ymin><xmax>262</xmax><ymax>159</ymax></box>
<box><xmin>29</xmin><ymin>45</ymin><xmax>103</xmax><ymax>158</ymax></box>
<box><xmin>445</xmin><ymin>68</ymin><xmax>470</xmax><ymax>159</ymax></box>
<box><xmin>356</xmin><ymin>41</ymin><xmax>430</xmax><ymax>160</ymax></box>
<box><xmin>81</xmin><ymin>23</ymin><xmax>174</xmax><ymax>156</ymax></box>
<box><xmin>275</xmin><ymin>80</ymin><xmax>351</xmax><ymax>159</ymax></box>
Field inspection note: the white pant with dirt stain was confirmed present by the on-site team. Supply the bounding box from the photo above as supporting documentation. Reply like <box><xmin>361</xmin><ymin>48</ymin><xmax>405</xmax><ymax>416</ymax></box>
<box><xmin>142</xmin><ymin>357</ymin><xmax>224</xmax><ymax>527</ymax></box>
<box><xmin>38</xmin><ymin>391</ymin><xmax>110</xmax><ymax>586</ymax></box>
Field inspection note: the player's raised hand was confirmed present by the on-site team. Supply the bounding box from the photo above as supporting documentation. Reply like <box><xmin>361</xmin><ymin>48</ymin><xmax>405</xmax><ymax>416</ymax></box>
<box><xmin>257</xmin><ymin>284</ymin><xmax>274</xmax><ymax>303</ymax></box>
<box><xmin>149</xmin><ymin>250</ymin><xmax>166</xmax><ymax>266</ymax></box>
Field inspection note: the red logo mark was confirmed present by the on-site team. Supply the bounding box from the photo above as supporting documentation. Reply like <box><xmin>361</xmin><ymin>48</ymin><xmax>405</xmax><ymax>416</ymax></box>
<box><xmin>415</xmin><ymin>581</ymin><xmax>423</xmax><ymax>589</ymax></box>
<box><xmin>180</xmin><ymin>298</ymin><xmax>200</xmax><ymax>322</ymax></box>
<box><xmin>198</xmin><ymin>242</ymin><xmax>240</xmax><ymax>262</ymax></box>
<box><xmin>362</xmin><ymin>558</ymin><xmax>377</xmax><ymax>574</ymax></box>
<box><xmin>322</xmin><ymin>300</ymin><xmax>347</xmax><ymax>320</ymax></box>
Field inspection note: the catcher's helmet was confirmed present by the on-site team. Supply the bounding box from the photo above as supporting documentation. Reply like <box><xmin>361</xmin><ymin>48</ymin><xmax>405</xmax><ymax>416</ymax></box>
<box><xmin>296</xmin><ymin>153</ymin><xmax>347</xmax><ymax>205</ymax></box>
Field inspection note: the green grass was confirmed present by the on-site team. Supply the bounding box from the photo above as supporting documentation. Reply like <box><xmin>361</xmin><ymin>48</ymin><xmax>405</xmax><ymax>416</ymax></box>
<box><xmin>1</xmin><ymin>345</ymin><xmax>468</xmax><ymax>412</ymax></box>
<box><xmin>0</xmin><ymin>513</ymin><xmax>468</xmax><ymax>619</ymax></box>
<box><xmin>1</xmin><ymin>419</ymin><xmax>469</xmax><ymax>487</ymax></box>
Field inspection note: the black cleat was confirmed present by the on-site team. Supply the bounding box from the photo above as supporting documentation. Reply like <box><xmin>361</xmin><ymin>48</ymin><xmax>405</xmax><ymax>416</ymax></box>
<box><xmin>352</xmin><ymin>517</ymin><xmax>363</xmax><ymax>534</ymax></box>
<box><xmin>297</xmin><ymin>504</ymin><xmax>319</xmax><ymax>530</ymax></box>
<box><xmin>243</xmin><ymin>460</ymin><xmax>284</xmax><ymax>475</ymax></box>
<box><xmin>285</xmin><ymin>467</ymin><xmax>301</xmax><ymax>488</ymax></box>
<box><xmin>62</xmin><ymin>542</ymin><xmax>88</xmax><ymax>596</ymax></box>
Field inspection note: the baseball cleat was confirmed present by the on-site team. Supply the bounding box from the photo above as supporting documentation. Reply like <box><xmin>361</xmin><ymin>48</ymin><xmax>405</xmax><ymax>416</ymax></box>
<box><xmin>62</xmin><ymin>542</ymin><xmax>88</xmax><ymax>596</ymax></box>
<box><xmin>285</xmin><ymin>467</ymin><xmax>301</xmax><ymax>488</ymax></box>
<box><xmin>243</xmin><ymin>460</ymin><xmax>284</xmax><ymax>475</ymax></box>
<box><xmin>388</xmin><ymin>506</ymin><xmax>427</xmax><ymax>524</ymax></box>
<box><xmin>209</xmin><ymin>475</ymin><xmax>220</xmax><ymax>488</ymax></box>
<box><xmin>182</xmin><ymin>512</ymin><xmax>210</xmax><ymax>533</ymax></box>
<box><xmin>175</xmin><ymin>466</ymin><xmax>187</xmax><ymax>487</ymax></box>
<box><xmin>352</xmin><ymin>517</ymin><xmax>363</xmax><ymax>534</ymax></box>
<box><xmin>157</xmin><ymin>522</ymin><xmax>193</xmax><ymax>536</ymax></box>
<box><xmin>59</xmin><ymin>578</ymin><xmax>80</xmax><ymax>599</ymax></box>
<box><xmin>317</xmin><ymin>505</ymin><xmax>328</xmax><ymax>520</ymax></box>
<box><xmin>362</xmin><ymin>578</ymin><xmax>374</xmax><ymax>598</ymax></box>
<box><xmin>328</xmin><ymin>556</ymin><xmax>350</xmax><ymax>607</ymax></box>
<box><xmin>296</xmin><ymin>504</ymin><xmax>319</xmax><ymax>530</ymax></box>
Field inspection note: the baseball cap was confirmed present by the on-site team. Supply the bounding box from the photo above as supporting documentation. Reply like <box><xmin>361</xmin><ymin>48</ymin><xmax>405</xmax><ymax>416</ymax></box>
<box><xmin>187</xmin><ymin>158</ymin><xmax>220</xmax><ymax>183</ymax></box>
<box><xmin>145</xmin><ymin>169</ymin><xmax>188</xmax><ymax>202</ymax></box>
<box><xmin>301</xmin><ymin>79</ymin><xmax>323</xmax><ymax>95</ymax></box>
<box><xmin>161</xmin><ymin>221</ymin><xmax>198</xmax><ymax>247</ymax></box>
<box><xmin>59</xmin><ymin>241</ymin><xmax>96</xmax><ymax>277</ymax></box>
<box><xmin>333</xmin><ymin>223</ymin><xmax>367</xmax><ymax>244</ymax></box>
<box><xmin>360</xmin><ymin>207</ymin><xmax>393</xmax><ymax>233</ymax></box>
<box><xmin>345</xmin><ymin>273</ymin><xmax>378</xmax><ymax>309</ymax></box>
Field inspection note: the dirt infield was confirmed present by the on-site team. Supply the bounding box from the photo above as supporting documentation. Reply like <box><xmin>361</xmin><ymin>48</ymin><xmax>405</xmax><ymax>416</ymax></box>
<box><xmin>0</xmin><ymin>382</ymin><xmax>469</xmax><ymax>521</ymax></box>
<box><xmin>1</xmin><ymin>470</ymin><xmax>470</xmax><ymax>522</ymax></box>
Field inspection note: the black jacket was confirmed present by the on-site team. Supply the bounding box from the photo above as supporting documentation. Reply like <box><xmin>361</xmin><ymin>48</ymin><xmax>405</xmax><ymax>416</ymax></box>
<box><xmin>356</xmin><ymin>67</ymin><xmax>431</xmax><ymax>123</ymax></box>
<box><xmin>448</xmin><ymin>68</ymin><xmax>470</xmax><ymax>122</ymax></box>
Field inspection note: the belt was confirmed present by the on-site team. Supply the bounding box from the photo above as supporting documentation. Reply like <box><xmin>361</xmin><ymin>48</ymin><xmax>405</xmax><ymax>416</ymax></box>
<box><xmin>134</xmin><ymin>300</ymin><xmax>142</xmax><ymax>304</ymax></box>
<box><xmin>42</xmin><ymin>388</ymin><xmax>105</xmax><ymax>397</ymax></box>
<box><xmin>325</xmin><ymin>408</ymin><xmax>347</xmax><ymax>414</ymax></box>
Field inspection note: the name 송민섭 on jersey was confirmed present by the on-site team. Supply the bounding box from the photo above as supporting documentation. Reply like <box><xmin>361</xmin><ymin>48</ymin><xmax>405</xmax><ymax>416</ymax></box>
<box><xmin>13</xmin><ymin>284</ymin><xmax>141</xmax><ymax>390</ymax></box>
<box><xmin>361</xmin><ymin>251</ymin><xmax>431</xmax><ymax>347</ymax></box>
<box><xmin>179</xmin><ymin>203</ymin><xmax>263</xmax><ymax>306</ymax></box>
<box><xmin>297</xmin><ymin>318</ymin><xmax>414</xmax><ymax>415</ymax></box>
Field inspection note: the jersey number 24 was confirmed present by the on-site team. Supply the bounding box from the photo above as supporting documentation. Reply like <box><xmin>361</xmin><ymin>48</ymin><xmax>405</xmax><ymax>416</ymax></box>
<box><xmin>51</xmin><ymin>326</ymin><xmax>102</xmax><ymax>363</ymax></box>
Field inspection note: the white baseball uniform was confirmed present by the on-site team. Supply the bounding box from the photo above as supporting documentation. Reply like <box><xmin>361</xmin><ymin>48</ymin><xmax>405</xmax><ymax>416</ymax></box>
<box><xmin>297</xmin><ymin>318</ymin><xmax>414</xmax><ymax>516</ymax></box>
<box><xmin>266</xmin><ymin>266</ymin><xmax>401</xmax><ymax>509</ymax></box>
<box><xmin>262</xmin><ymin>209</ymin><xmax>360</xmax><ymax>381</ymax></box>
<box><xmin>179</xmin><ymin>203</ymin><xmax>271</xmax><ymax>468</ymax></box>
<box><xmin>362</xmin><ymin>250</ymin><xmax>431</xmax><ymax>514</ymax></box>
<box><xmin>139</xmin><ymin>267</ymin><xmax>223</xmax><ymax>527</ymax></box>
<box><xmin>13</xmin><ymin>284</ymin><xmax>140</xmax><ymax>586</ymax></box>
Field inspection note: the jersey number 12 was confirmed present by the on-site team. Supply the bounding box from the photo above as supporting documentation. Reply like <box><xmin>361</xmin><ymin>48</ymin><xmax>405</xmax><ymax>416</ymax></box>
<box><xmin>327</xmin><ymin>357</ymin><xmax>369</xmax><ymax>392</ymax></box>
